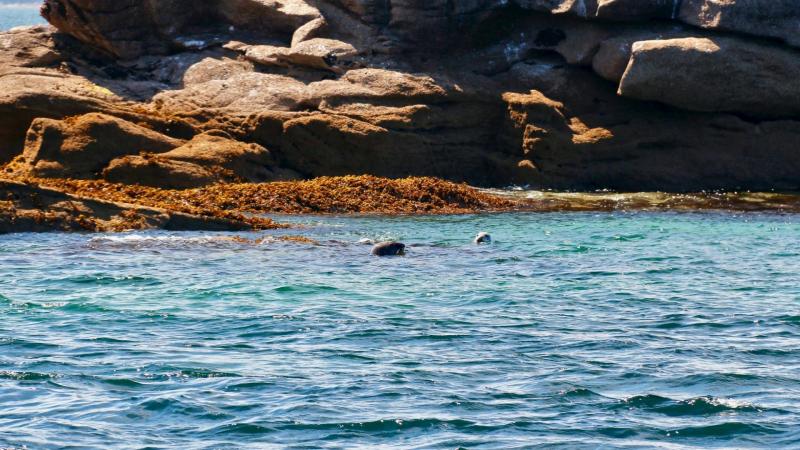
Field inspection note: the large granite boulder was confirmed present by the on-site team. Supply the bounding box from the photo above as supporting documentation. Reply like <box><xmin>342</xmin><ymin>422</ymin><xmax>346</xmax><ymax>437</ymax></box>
<box><xmin>19</xmin><ymin>113</ymin><xmax>184</xmax><ymax>178</ymax></box>
<box><xmin>16</xmin><ymin>111</ymin><xmax>289</xmax><ymax>189</ymax></box>
<box><xmin>103</xmin><ymin>131</ymin><xmax>291</xmax><ymax>188</ymax></box>
<box><xmin>513</xmin><ymin>0</ymin><xmax>679</xmax><ymax>20</ymax></box>
<box><xmin>218</xmin><ymin>0</ymin><xmax>320</xmax><ymax>37</ymax></box>
<box><xmin>237</xmin><ymin>38</ymin><xmax>359</xmax><ymax>72</ymax></box>
<box><xmin>679</xmin><ymin>0</ymin><xmax>800</xmax><ymax>48</ymax></box>
<box><xmin>618</xmin><ymin>37</ymin><xmax>800</xmax><ymax>118</ymax></box>
<box><xmin>0</xmin><ymin>25</ymin><xmax>62</xmax><ymax>70</ymax></box>
<box><xmin>40</xmin><ymin>0</ymin><xmax>212</xmax><ymax>59</ymax></box>
<box><xmin>40</xmin><ymin>0</ymin><xmax>321</xmax><ymax>59</ymax></box>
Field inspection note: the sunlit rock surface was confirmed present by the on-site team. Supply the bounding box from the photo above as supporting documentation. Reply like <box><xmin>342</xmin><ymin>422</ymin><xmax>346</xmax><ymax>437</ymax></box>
<box><xmin>0</xmin><ymin>0</ymin><xmax>798</xmax><ymax>194</ymax></box>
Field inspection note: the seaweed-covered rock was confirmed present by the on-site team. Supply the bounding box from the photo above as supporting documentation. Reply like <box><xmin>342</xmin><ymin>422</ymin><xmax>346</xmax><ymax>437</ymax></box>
<box><xmin>0</xmin><ymin>179</ymin><xmax>266</xmax><ymax>233</ymax></box>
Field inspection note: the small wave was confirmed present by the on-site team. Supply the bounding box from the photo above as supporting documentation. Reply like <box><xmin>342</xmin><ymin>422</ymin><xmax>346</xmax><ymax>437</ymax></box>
<box><xmin>621</xmin><ymin>393</ymin><xmax>671</xmax><ymax>407</ymax></box>
<box><xmin>100</xmin><ymin>377</ymin><xmax>145</xmax><ymax>388</ymax></box>
<box><xmin>558</xmin><ymin>387</ymin><xmax>603</xmax><ymax>399</ymax></box>
<box><xmin>611</xmin><ymin>233</ymin><xmax>646</xmax><ymax>242</ymax></box>
<box><xmin>67</xmin><ymin>274</ymin><xmax>160</xmax><ymax>286</ymax></box>
<box><xmin>223</xmin><ymin>381</ymin><xmax>276</xmax><ymax>392</ymax></box>
<box><xmin>778</xmin><ymin>315</ymin><xmax>800</xmax><ymax>326</ymax></box>
<box><xmin>140</xmin><ymin>367</ymin><xmax>241</xmax><ymax>380</ymax></box>
<box><xmin>621</xmin><ymin>395</ymin><xmax>766</xmax><ymax>416</ymax></box>
<box><xmin>3</xmin><ymin>300</ymin><xmax>70</xmax><ymax>311</ymax></box>
<box><xmin>410</xmin><ymin>333</ymin><xmax>470</xmax><ymax>341</ymax></box>
<box><xmin>654</xmin><ymin>321</ymin><xmax>683</xmax><ymax>329</ymax></box>
<box><xmin>273</xmin><ymin>284</ymin><xmax>339</xmax><ymax>293</ymax></box>
<box><xmin>208</xmin><ymin>418</ymin><xmax>515</xmax><ymax>437</ymax></box>
<box><xmin>673</xmin><ymin>422</ymin><xmax>781</xmax><ymax>438</ymax></box>
<box><xmin>281</xmin><ymin>418</ymin><xmax>479</xmax><ymax>433</ymax></box>
<box><xmin>0</xmin><ymin>370</ymin><xmax>54</xmax><ymax>381</ymax></box>
<box><xmin>212</xmin><ymin>423</ymin><xmax>275</xmax><ymax>435</ymax></box>
<box><xmin>89</xmin><ymin>234</ymin><xmax>206</xmax><ymax>243</ymax></box>
<box><xmin>0</xmin><ymin>338</ymin><xmax>60</xmax><ymax>350</ymax></box>
<box><xmin>643</xmin><ymin>267</ymin><xmax>680</xmax><ymax>275</ymax></box>
<box><xmin>60</xmin><ymin>302</ymin><xmax>116</xmax><ymax>314</ymax></box>
<box><xmin>88</xmin><ymin>234</ymin><xmax>233</xmax><ymax>247</ymax></box>
<box><xmin>745</xmin><ymin>348</ymin><xmax>798</xmax><ymax>357</ymax></box>
<box><xmin>81</xmin><ymin>336</ymin><xmax>133</xmax><ymax>344</ymax></box>
<box><xmin>595</xmin><ymin>427</ymin><xmax>639</xmax><ymax>438</ymax></box>
<box><xmin>671</xmin><ymin>372</ymin><xmax>777</xmax><ymax>391</ymax></box>
<box><xmin>134</xmin><ymin>397</ymin><xmax>233</xmax><ymax>422</ymax></box>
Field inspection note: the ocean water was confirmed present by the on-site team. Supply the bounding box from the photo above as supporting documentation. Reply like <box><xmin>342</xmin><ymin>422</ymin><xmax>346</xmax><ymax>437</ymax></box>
<box><xmin>2</xmin><ymin>212</ymin><xmax>800</xmax><ymax>449</ymax></box>
<box><xmin>0</xmin><ymin>1</ymin><xmax>44</xmax><ymax>31</ymax></box>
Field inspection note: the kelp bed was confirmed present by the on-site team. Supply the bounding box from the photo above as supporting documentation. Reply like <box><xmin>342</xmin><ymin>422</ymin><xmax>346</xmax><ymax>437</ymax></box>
<box><xmin>12</xmin><ymin>175</ymin><xmax>516</xmax><ymax>216</ymax></box>
<box><xmin>6</xmin><ymin>173</ymin><xmax>799</xmax><ymax>235</ymax></box>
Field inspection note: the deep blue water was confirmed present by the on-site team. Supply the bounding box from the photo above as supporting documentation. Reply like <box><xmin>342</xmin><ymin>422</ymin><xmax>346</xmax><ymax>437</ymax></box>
<box><xmin>0</xmin><ymin>1</ymin><xmax>44</xmax><ymax>31</ymax></box>
<box><xmin>2</xmin><ymin>212</ymin><xmax>800</xmax><ymax>448</ymax></box>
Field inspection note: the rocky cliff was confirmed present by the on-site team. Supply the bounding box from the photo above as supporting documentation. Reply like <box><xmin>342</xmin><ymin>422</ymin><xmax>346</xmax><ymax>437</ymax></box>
<box><xmin>2</xmin><ymin>0</ymin><xmax>799</xmax><ymax>191</ymax></box>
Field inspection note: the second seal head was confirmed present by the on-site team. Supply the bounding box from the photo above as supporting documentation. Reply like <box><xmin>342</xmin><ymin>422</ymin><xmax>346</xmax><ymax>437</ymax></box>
<box><xmin>474</xmin><ymin>232</ymin><xmax>492</xmax><ymax>244</ymax></box>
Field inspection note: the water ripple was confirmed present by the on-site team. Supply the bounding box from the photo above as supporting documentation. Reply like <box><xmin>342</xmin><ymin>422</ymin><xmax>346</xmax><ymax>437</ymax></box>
<box><xmin>2</xmin><ymin>212</ymin><xmax>800</xmax><ymax>448</ymax></box>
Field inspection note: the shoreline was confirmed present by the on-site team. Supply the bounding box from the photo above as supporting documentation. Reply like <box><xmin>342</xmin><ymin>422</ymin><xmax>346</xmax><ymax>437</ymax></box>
<box><xmin>4</xmin><ymin>174</ymin><xmax>800</xmax><ymax>235</ymax></box>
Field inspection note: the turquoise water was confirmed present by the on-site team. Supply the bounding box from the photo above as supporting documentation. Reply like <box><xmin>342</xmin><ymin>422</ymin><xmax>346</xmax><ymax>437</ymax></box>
<box><xmin>2</xmin><ymin>212</ymin><xmax>800</xmax><ymax>448</ymax></box>
<box><xmin>0</xmin><ymin>2</ymin><xmax>44</xmax><ymax>31</ymax></box>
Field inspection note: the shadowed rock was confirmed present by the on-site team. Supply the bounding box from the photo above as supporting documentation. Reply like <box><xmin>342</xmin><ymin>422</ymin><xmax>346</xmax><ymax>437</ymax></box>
<box><xmin>679</xmin><ymin>0</ymin><xmax>800</xmax><ymax>49</ymax></box>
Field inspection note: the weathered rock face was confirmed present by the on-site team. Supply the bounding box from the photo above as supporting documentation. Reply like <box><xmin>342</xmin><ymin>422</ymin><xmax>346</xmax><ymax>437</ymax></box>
<box><xmin>218</xmin><ymin>0</ymin><xmax>321</xmax><ymax>37</ymax></box>
<box><xmin>1</xmin><ymin>0</ymin><xmax>799</xmax><ymax>191</ymax></box>
<box><xmin>679</xmin><ymin>0</ymin><xmax>800</xmax><ymax>49</ymax></box>
<box><xmin>20</xmin><ymin>113</ymin><xmax>184</xmax><ymax>179</ymax></box>
<box><xmin>14</xmin><ymin>113</ymin><xmax>290</xmax><ymax>189</ymax></box>
<box><xmin>40</xmin><ymin>0</ymin><xmax>214</xmax><ymax>59</ymax></box>
<box><xmin>103</xmin><ymin>131</ymin><xmax>295</xmax><ymax>188</ymax></box>
<box><xmin>619</xmin><ymin>37</ymin><xmax>800</xmax><ymax>118</ymax></box>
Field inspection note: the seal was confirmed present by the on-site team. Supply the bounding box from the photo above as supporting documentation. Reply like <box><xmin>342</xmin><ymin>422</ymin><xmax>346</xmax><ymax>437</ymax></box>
<box><xmin>474</xmin><ymin>232</ymin><xmax>492</xmax><ymax>244</ymax></box>
<box><xmin>371</xmin><ymin>241</ymin><xmax>405</xmax><ymax>256</ymax></box>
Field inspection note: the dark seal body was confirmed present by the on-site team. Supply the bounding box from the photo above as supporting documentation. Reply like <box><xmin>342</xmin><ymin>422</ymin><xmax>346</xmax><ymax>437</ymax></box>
<box><xmin>371</xmin><ymin>241</ymin><xmax>405</xmax><ymax>256</ymax></box>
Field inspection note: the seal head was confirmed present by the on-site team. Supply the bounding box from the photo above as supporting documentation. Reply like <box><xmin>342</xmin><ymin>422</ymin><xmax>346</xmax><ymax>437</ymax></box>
<box><xmin>474</xmin><ymin>232</ymin><xmax>492</xmax><ymax>244</ymax></box>
<box><xmin>371</xmin><ymin>241</ymin><xmax>405</xmax><ymax>256</ymax></box>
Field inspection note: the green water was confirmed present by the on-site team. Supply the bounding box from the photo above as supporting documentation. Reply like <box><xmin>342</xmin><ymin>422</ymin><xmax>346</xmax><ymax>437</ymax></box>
<box><xmin>2</xmin><ymin>212</ymin><xmax>800</xmax><ymax>448</ymax></box>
